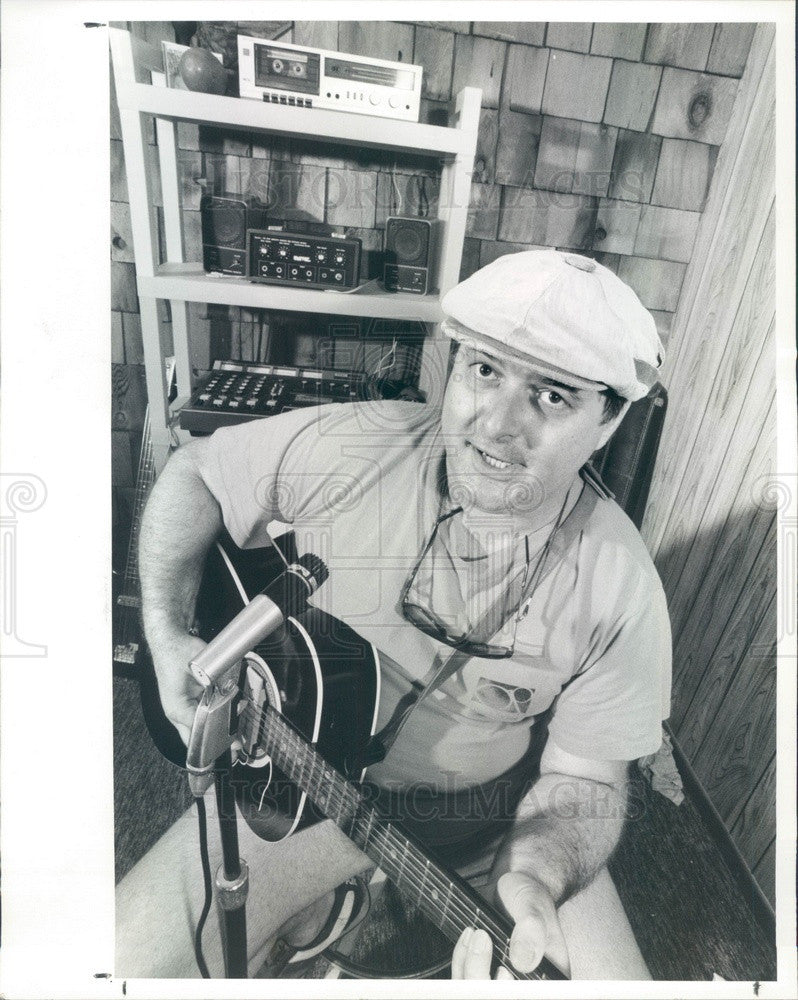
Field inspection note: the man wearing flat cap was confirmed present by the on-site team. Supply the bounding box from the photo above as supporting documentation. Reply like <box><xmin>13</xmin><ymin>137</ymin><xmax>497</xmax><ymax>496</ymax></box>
<box><xmin>121</xmin><ymin>250</ymin><xmax>671</xmax><ymax>980</ymax></box>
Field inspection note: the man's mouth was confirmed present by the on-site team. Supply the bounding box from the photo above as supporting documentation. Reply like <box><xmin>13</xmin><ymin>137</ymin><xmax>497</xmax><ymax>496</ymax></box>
<box><xmin>468</xmin><ymin>442</ymin><xmax>516</xmax><ymax>470</ymax></box>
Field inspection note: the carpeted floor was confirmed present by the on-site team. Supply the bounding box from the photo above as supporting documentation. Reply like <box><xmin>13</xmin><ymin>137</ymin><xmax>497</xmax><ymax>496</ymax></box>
<box><xmin>113</xmin><ymin>673</ymin><xmax>776</xmax><ymax>981</ymax></box>
<box><xmin>609</xmin><ymin>774</ymin><xmax>775</xmax><ymax>981</ymax></box>
<box><xmin>113</xmin><ymin>674</ymin><xmax>192</xmax><ymax>884</ymax></box>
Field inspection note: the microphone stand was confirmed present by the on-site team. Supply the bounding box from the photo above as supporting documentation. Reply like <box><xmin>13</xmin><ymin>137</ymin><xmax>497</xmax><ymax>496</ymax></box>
<box><xmin>185</xmin><ymin>553</ymin><xmax>329</xmax><ymax>979</ymax></box>
<box><xmin>186</xmin><ymin>585</ymin><xmax>287</xmax><ymax>977</ymax></box>
<box><xmin>213</xmin><ymin>748</ymin><xmax>249</xmax><ymax>978</ymax></box>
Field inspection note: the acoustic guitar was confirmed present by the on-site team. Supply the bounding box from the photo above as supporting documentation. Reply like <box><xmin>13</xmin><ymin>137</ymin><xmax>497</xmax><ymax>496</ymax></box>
<box><xmin>136</xmin><ymin>534</ymin><xmax>566</xmax><ymax>982</ymax></box>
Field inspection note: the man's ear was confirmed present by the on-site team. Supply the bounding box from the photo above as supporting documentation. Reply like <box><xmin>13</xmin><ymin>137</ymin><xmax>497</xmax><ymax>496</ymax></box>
<box><xmin>596</xmin><ymin>400</ymin><xmax>632</xmax><ymax>451</ymax></box>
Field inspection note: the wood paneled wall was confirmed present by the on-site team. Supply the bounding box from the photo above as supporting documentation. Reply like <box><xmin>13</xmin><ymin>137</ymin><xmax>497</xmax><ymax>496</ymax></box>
<box><xmin>640</xmin><ymin>25</ymin><xmax>776</xmax><ymax>904</ymax></box>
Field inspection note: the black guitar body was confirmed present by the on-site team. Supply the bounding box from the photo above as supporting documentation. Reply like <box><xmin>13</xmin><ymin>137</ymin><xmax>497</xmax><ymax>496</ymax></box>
<box><xmin>139</xmin><ymin>534</ymin><xmax>381</xmax><ymax>843</ymax></box>
<box><xmin>232</xmin><ymin>603</ymin><xmax>380</xmax><ymax>842</ymax></box>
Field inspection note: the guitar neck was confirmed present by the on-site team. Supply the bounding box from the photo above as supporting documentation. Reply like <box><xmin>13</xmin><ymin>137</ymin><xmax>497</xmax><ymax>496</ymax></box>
<box><xmin>117</xmin><ymin>357</ymin><xmax>176</xmax><ymax>606</ymax></box>
<box><xmin>259</xmin><ymin>705</ymin><xmax>562</xmax><ymax>981</ymax></box>
<box><xmin>117</xmin><ymin>410</ymin><xmax>155</xmax><ymax>603</ymax></box>
<box><xmin>114</xmin><ymin>359</ymin><xmax>177</xmax><ymax>667</ymax></box>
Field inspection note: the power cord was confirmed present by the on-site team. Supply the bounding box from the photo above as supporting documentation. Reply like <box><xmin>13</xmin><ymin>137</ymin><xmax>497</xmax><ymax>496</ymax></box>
<box><xmin>193</xmin><ymin>795</ymin><xmax>214</xmax><ymax>978</ymax></box>
<box><xmin>417</xmin><ymin>174</ymin><xmax>429</xmax><ymax>218</ymax></box>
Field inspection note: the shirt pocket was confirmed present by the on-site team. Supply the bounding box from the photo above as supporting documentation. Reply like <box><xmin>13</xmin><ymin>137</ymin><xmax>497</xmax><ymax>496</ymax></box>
<box><xmin>453</xmin><ymin>657</ymin><xmax>563</xmax><ymax>724</ymax></box>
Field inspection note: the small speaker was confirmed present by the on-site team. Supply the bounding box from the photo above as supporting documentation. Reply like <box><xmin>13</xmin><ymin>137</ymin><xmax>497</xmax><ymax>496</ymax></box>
<box><xmin>200</xmin><ymin>194</ymin><xmax>269</xmax><ymax>275</ymax></box>
<box><xmin>383</xmin><ymin>216</ymin><xmax>442</xmax><ymax>295</ymax></box>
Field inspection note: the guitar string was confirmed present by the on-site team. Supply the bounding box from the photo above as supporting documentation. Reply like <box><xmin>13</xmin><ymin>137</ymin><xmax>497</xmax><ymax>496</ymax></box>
<box><xmin>236</xmin><ymin>701</ymin><xmax>527</xmax><ymax>974</ymax></box>
<box><xmin>116</xmin><ymin>408</ymin><xmax>153</xmax><ymax>648</ymax></box>
<box><xmin>127</xmin><ymin>428</ymin><xmax>152</xmax><ymax>635</ymax></box>
<box><xmin>266</xmin><ymin>771</ymin><xmax>513</xmax><ymax>967</ymax></box>
<box><xmin>118</xmin><ymin>356</ymin><xmax>175</xmax><ymax>650</ymax></box>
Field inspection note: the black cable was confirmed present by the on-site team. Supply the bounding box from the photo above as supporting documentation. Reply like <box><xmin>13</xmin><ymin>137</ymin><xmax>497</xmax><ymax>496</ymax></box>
<box><xmin>335</xmin><ymin>877</ymin><xmax>372</xmax><ymax>942</ymax></box>
<box><xmin>193</xmin><ymin>796</ymin><xmax>213</xmax><ymax>979</ymax></box>
<box><xmin>323</xmin><ymin>879</ymin><xmax>450</xmax><ymax>979</ymax></box>
<box><xmin>418</xmin><ymin>174</ymin><xmax>429</xmax><ymax>218</ymax></box>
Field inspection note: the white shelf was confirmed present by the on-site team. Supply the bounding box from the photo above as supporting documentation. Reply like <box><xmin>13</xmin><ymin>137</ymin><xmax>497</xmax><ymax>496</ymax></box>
<box><xmin>140</xmin><ymin>264</ymin><xmax>445</xmax><ymax>321</ymax></box>
<box><xmin>110</xmin><ymin>26</ymin><xmax>480</xmax><ymax>467</ymax></box>
<box><xmin>121</xmin><ymin>83</ymin><xmax>472</xmax><ymax>158</ymax></box>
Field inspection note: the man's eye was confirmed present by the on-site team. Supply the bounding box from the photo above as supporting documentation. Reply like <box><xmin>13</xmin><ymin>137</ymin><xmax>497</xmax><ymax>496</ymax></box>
<box><xmin>473</xmin><ymin>362</ymin><xmax>496</xmax><ymax>379</ymax></box>
<box><xmin>539</xmin><ymin>389</ymin><xmax>567</xmax><ymax>408</ymax></box>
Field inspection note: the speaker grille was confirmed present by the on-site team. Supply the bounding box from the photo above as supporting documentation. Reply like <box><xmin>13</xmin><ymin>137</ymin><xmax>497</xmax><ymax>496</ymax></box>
<box><xmin>386</xmin><ymin>219</ymin><xmax>430</xmax><ymax>265</ymax></box>
<box><xmin>201</xmin><ymin>197</ymin><xmax>248</xmax><ymax>248</ymax></box>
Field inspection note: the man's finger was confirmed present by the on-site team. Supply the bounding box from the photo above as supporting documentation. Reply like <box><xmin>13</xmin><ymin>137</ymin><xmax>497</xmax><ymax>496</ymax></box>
<box><xmin>507</xmin><ymin>914</ymin><xmax>570</xmax><ymax>976</ymax></box>
<box><xmin>174</xmin><ymin>721</ymin><xmax>192</xmax><ymax>746</ymax></box>
<box><xmin>507</xmin><ymin>914</ymin><xmax>547</xmax><ymax>972</ymax></box>
<box><xmin>451</xmin><ymin>927</ymin><xmax>492</xmax><ymax>979</ymax></box>
<box><xmin>497</xmin><ymin>871</ymin><xmax>549</xmax><ymax>971</ymax></box>
<box><xmin>463</xmin><ymin>928</ymin><xmax>492</xmax><ymax>979</ymax></box>
<box><xmin>451</xmin><ymin>927</ymin><xmax>471</xmax><ymax>979</ymax></box>
<box><xmin>497</xmin><ymin>871</ymin><xmax>570</xmax><ymax>976</ymax></box>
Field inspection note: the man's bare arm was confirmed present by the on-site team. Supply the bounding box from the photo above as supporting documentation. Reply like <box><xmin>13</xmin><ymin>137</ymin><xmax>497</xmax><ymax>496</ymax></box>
<box><xmin>138</xmin><ymin>439</ymin><xmax>222</xmax><ymax>743</ymax></box>
<box><xmin>495</xmin><ymin>746</ymin><xmax>628</xmax><ymax>906</ymax></box>
<box><xmin>455</xmin><ymin>743</ymin><xmax>629</xmax><ymax>978</ymax></box>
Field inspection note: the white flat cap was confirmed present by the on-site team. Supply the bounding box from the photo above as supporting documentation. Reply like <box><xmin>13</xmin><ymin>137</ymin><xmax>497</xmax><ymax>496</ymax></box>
<box><xmin>441</xmin><ymin>249</ymin><xmax>664</xmax><ymax>401</ymax></box>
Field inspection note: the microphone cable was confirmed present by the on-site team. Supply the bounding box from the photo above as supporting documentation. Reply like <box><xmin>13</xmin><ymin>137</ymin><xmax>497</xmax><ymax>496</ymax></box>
<box><xmin>193</xmin><ymin>795</ymin><xmax>213</xmax><ymax>978</ymax></box>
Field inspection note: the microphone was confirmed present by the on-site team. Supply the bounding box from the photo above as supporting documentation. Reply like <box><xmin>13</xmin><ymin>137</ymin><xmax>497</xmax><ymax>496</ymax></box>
<box><xmin>189</xmin><ymin>552</ymin><xmax>328</xmax><ymax>689</ymax></box>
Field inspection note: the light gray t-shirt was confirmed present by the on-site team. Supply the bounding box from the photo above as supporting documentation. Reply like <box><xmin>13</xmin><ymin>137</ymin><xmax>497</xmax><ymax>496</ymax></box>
<box><xmin>196</xmin><ymin>400</ymin><xmax>672</xmax><ymax>791</ymax></box>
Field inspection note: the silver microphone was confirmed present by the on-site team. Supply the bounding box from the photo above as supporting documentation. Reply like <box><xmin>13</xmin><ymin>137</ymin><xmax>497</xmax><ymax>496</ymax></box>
<box><xmin>189</xmin><ymin>552</ymin><xmax>328</xmax><ymax>689</ymax></box>
<box><xmin>185</xmin><ymin>552</ymin><xmax>328</xmax><ymax>794</ymax></box>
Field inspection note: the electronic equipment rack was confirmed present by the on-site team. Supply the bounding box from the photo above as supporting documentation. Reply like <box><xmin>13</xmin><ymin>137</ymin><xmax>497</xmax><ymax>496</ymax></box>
<box><xmin>109</xmin><ymin>26</ymin><xmax>481</xmax><ymax>471</ymax></box>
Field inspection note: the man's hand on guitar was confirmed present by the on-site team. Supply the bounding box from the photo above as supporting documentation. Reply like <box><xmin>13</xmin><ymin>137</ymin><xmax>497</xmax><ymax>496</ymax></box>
<box><xmin>451</xmin><ymin>871</ymin><xmax>570</xmax><ymax>980</ymax></box>
<box><xmin>151</xmin><ymin>632</ymin><xmax>208</xmax><ymax>746</ymax></box>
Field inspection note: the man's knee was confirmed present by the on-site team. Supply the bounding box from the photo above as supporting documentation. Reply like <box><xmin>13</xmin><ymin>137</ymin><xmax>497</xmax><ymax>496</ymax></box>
<box><xmin>557</xmin><ymin>868</ymin><xmax>650</xmax><ymax>980</ymax></box>
<box><xmin>116</xmin><ymin>799</ymin><xmax>372</xmax><ymax>979</ymax></box>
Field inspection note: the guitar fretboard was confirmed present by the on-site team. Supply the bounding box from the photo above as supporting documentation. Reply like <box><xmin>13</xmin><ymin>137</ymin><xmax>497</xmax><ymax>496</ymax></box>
<box><xmin>118</xmin><ymin>422</ymin><xmax>156</xmax><ymax>602</ymax></box>
<box><xmin>254</xmin><ymin>704</ymin><xmax>563</xmax><ymax>981</ymax></box>
<box><xmin>114</xmin><ymin>359</ymin><xmax>175</xmax><ymax>666</ymax></box>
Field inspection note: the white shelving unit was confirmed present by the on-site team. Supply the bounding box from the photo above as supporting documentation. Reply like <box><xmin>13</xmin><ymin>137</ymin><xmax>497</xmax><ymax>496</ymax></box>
<box><xmin>110</xmin><ymin>27</ymin><xmax>481</xmax><ymax>469</ymax></box>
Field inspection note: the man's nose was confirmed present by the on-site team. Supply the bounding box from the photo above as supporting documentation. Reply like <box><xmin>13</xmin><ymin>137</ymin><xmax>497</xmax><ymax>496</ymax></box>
<box><xmin>479</xmin><ymin>386</ymin><xmax>530</xmax><ymax>441</ymax></box>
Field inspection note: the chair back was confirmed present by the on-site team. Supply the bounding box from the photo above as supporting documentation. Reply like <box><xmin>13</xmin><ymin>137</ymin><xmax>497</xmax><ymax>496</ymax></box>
<box><xmin>590</xmin><ymin>383</ymin><xmax>668</xmax><ymax>529</ymax></box>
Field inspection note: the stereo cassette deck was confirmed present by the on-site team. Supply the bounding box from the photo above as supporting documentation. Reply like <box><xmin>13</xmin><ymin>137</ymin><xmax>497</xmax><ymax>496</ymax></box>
<box><xmin>237</xmin><ymin>36</ymin><xmax>422</xmax><ymax>122</ymax></box>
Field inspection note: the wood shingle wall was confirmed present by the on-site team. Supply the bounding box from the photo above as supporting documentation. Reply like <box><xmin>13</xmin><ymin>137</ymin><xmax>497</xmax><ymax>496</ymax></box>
<box><xmin>111</xmin><ymin>20</ymin><xmax>757</xmax><ymax>369</ymax></box>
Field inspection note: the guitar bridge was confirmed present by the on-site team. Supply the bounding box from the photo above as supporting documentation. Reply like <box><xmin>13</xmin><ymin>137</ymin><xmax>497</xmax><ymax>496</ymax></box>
<box><xmin>236</xmin><ymin>652</ymin><xmax>280</xmax><ymax>766</ymax></box>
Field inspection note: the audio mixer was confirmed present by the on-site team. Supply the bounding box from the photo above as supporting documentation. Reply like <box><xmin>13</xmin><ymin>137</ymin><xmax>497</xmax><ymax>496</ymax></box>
<box><xmin>180</xmin><ymin>360</ymin><xmax>376</xmax><ymax>435</ymax></box>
